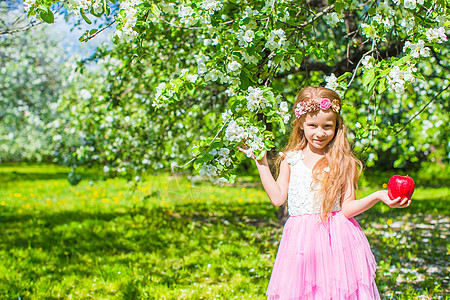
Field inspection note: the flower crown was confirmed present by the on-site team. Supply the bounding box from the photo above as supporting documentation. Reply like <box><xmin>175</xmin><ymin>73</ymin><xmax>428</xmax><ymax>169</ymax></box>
<box><xmin>294</xmin><ymin>98</ymin><xmax>341</xmax><ymax>119</ymax></box>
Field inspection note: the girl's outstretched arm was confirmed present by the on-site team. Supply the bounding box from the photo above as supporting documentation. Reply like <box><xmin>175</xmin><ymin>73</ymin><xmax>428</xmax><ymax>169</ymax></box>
<box><xmin>341</xmin><ymin>179</ymin><xmax>411</xmax><ymax>219</ymax></box>
<box><xmin>237</xmin><ymin>146</ymin><xmax>290</xmax><ymax>206</ymax></box>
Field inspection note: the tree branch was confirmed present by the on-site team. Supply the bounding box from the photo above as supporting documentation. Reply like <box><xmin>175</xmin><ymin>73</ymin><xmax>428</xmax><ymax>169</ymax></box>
<box><xmin>395</xmin><ymin>82</ymin><xmax>450</xmax><ymax>134</ymax></box>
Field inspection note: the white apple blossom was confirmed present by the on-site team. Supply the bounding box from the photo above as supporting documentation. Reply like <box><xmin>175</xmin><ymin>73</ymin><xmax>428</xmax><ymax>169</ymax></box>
<box><xmin>80</xmin><ymin>89</ymin><xmax>92</xmax><ymax>100</ymax></box>
<box><xmin>387</xmin><ymin>66</ymin><xmax>416</xmax><ymax>94</ymax></box>
<box><xmin>225</xmin><ymin>120</ymin><xmax>246</xmax><ymax>142</ymax></box>
<box><xmin>360</xmin><ymin>55</ymin><xmax>374</xmax><ymax>70</ymax></box>
<box><xmin>265</xmin><ymin>29</ymin><xmax>286</xmax><ymax>51</ymax></box>
<box><xmin>205</xmin><ymin>69</ymin><xmax>221</xmax><ymax>82</ymax></box>
<box><xmin>199</xmin><ymin>163</ymin><xmax>218</xmax><ymax>178</ymax></box>
<box><xmin>212</xmin><ymin>177</ymin><xmax>228</xmax><ymax>186</ymax></box>
<box><xmin>243</xmin><ymin>6</ymin><xmax>258</xmax><ymax>18</ymax></box>
<box><xmin>403</xmin><ymin>40</ymin><xmax>430</xmax><ymax>58</ymax></box>
<box><xmin>404</xmin><ymin>0</ymin><xmax>417</xmax><ymax>9</ymax></box>
<box><xmin>246</xmin><ymin>86</ymin><xmax>265</xmax><ymax>112</ymax></box>
<box><xmin>241</xmin><ymin>51</ymin><xmax>258</xmax><ymax>65</ymax></box>
<box><xmin>227</xmin><ymin>60</ymin><xmax>241</xmax><ymax>73</ymax></box>
<box><xmin>280</xmin><ymin>101</ymin><xmax>288</xmax><ymax>113</ymax></box>
<box><xmin>115</xmin><ymin>0</ymin><xmax>142</xmax><ymax>42</ymax></box>
<box><xmin>426</xmin><ymin>27</ymin><xmax>447</xmax><ymax>43</ymax></box>
<box><xmin>178</xmin><ymin>5</ymin><xmax>198</xmax><ymax>26</ymax></box>
<box><xmin>324</xmin><ymin>12</ymin><xmax>342</xmax><ymax>27</ymax></box>
<box><xmin>243</xmin><ymin>29</ymin><xmax>255</xmax><ymax>43</ymax></box>
<box><xmin>200</xmin><ymin>0</ymin><xmax>223</xmax><ymax>15</ymax></box>
<box><xmin>221</xmin><ymin>110</ymin><xmax>233</xmax><ymax>122</ymax></box>
<box><xmin>324</xmin><ymin>73</ymin><xmax>339</xmax><ymax>91</ymax></box>
<box><xmin>187</xmin><ymin>74</ymin><xmax>198</xmax><ymax>83</ymax></box>
<box><xmin>195</xmin><ymin>54</ymin><xmax>209</xmax><ymax>75</ymax></box>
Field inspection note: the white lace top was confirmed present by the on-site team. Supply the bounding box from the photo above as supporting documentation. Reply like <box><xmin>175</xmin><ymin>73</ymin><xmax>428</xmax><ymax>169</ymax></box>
<box><xmin>286</xmin><ymin>150</ymin><xmax>341</xmax><ymax>216</ymax></box>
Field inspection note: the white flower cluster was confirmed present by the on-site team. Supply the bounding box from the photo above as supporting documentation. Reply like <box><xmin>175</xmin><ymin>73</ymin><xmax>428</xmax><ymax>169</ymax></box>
<box><xmin>209</xmin><ymin>147</ymin><xmax>232</xmax><ymax>166</ymax></box>
<box><xmin>178</xmin><ymin>5</ymin><xmax>198</xmax><ymax>26</ymax></box>
<box><xmin>403</xmin><ymin>40</ymin><xmax>430</xmax><ymax>58</ymax></box>
<box><xmin>227</xmin><ymin>60</ymin><xmax>242</xmax><ymax>75</ymax></box>
<box><xmin>241</xmin><ymin>51</ymin><xmax>259</xmax><ymax>65</ymax></box>
<box><xmin>200</xmin><ymin>0</ymin><xmax>223</xmax><ymax>15</ymax></box>
<box><xmin>204</xmin><ymin>68</ymin><xmax>232</xmax><ymax>83</ymax></box>
<box><xmin>153</xmin><ymin>82</ymin><xmax>175</xmax><ymax>107</ymax></box>
<box><xmin>324</xmin><ymin>73</ymin><xmax>340</xmax><ymax>92</ymax></box>
<box><xmin>63</xmin><ymin>0</ymin><xmax>103</xmax><ymax>15</ymax></box>
<box><xmin>360</xmin><ymin>55</ymin><xmax>374</xmax><ymax>70</ymax></box>
<box><xmin>195</xmin><ymin>54</ymin><xmax>208</xmax><ymax>75</ymax></box>
<box><xmin>373</xmin><ymin>13</ymin><xmax>393</xmax><ymax>29</ymax></box>
<box><xmin>361</xmin><ymin>23</ymin><xmax>376</xmax><ymax>39</ymax></box>
<box><xmin>279</xmin><ymin>101</ymin><xmax>290</xmax><ymax>124</ymax></box>
<box><xmin>387</xmin><ymin>65</ymin><xmax>416</xmax><ymax>93</ymax></box>
<box><xmin>225</xmin><ymin>120</ymin><xmax>265</xmax><ymax>155</ymax></box>
<box><xmin>265</xmin><ymin>29</ymin><xmax>286</xmax><ymax>51</ymax></box>
<box><xmin>233</xmin><ymin>23</ymin><xmax>256</xmax><ymax>48</ymax></box>
<box><xmin>324</xmin><ymin>12</ymin><xmax>342</xmax><ymax>27</ymax></box>
<box><xmin>199</xmin><ymin>163</ymin><xmax>218</xmax><ymax>178</ymax></box>
<box><xmin>425</xmin><ymin>27</ymin><xmax>447</xmax><ymax>43</ymax></box>
<box><xmin>403</xmin><ymin>0</ymin><xmax>424</xmax><ymax>10</ymax></box>
<box><xmin>199</xmin><ymin>163</ymin><xmax>228</xmax><ymax>186</ymax></box>
<box><xmin>245</xmin><ymin>87</ymin><xmax>271</xmax><ymax>112</ymax></box>
<box><xmin>180</xmin><ymin>68</ymin><xmax>199</xmax><ymax>83</ymax></box>
<box><xmin>115</xmin><ymin>0</ymin><xmax>141</xmax><ymax>42</ymax></box>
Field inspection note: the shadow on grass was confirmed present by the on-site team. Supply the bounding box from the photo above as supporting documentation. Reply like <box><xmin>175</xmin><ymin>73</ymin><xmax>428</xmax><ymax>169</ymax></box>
<box><xmin>1</xmin><ymin>195</ymin><xmax>448</xmax><ymax>298</ymax></box>
<box><xmin>0</xmin><ymin>200</ymin><xmax>278</xmax><ymax>295</ymax></box>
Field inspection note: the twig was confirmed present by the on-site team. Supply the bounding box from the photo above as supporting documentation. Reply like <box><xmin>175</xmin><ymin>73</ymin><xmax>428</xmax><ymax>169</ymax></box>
<box><xmin>172</xmin><ymin>116</ymin><xmax>232</xmax><ymax>170</ymax></box>
<box><xmin>395</xmin><ymin>82</ymin><xmax>450</xmax><ymax>134</ymax></box>
<box><xmin>0</xmin><ymin>20</ymin><xmax>41</xmax><ymax>35</ymax></box>
<box><xmin>346</xmin><ymin>39</ymin><xmax>376</xmax><ymax>89</ymax></box>
<box><xmin>82</xmin><ymin>20</ymin><xmax>115</xmax><ymax>42</ymax></box>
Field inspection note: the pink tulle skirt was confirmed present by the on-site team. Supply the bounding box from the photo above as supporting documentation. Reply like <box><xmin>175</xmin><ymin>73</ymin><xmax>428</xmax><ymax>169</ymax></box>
<box><xmin>266</xmin><ymin>211</ymin><xmax>381</xmax><ymax>300</ymax></box>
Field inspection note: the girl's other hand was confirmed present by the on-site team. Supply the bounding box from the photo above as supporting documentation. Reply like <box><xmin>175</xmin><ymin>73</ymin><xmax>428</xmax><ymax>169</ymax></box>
<box><xmin>377</xmin><ymin>190</ymin><xmax>411</xmax><ymax>208</ymax></box>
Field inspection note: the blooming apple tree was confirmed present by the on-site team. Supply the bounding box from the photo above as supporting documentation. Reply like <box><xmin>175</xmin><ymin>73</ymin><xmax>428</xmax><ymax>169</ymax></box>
<box><xmin>23</xmin><ymin>0</ymin><xmax>450</xmax><ymax>183</ymax></box>
<box><xmin>0</xmin><ymin>5</ymin><xmax>77</xmax><ymax>163</ymax></box>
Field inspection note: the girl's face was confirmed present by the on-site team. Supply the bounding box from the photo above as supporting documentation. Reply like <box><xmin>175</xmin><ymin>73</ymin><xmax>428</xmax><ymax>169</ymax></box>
<box><xmin>301</xmin><ymin>110</ymin><xmax>337</xmax><ymax>154</ymax></box>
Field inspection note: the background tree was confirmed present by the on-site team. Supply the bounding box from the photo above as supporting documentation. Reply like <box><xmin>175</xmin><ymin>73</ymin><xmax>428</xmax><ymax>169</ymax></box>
<box><xmin>0</xmin><ymin>3</ymin><xmax>76</xmax><ymax>163</ymax></box>
<box><xmin>18</xmin><ymin>0</ymin><xmax>450</xmax><ymax>185</ymax></box>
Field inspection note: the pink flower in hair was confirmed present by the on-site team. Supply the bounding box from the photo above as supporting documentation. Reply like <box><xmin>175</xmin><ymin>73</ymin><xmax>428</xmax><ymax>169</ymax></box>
<box><xmin>294</xmin><ymin>102</ymin><xmax>306</xmax><ymax>118</ymax></box>
<box><xmin>319</xmin><ymin>98</ymin><xmax>332</xmax><ymax>110</ymax></box>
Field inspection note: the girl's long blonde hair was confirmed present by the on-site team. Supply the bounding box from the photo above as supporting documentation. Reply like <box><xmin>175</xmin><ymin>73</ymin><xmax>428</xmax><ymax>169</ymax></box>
<box><xmin>276</xmin><ymin>86</ymin><xmax>362</xmax><ymax>220</ymax></box>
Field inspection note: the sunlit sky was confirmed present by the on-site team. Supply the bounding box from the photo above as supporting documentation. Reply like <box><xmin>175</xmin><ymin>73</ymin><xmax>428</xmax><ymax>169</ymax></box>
<box><xmin>3</xmin><ymin>3</ymin><xmax>115</xmax><ymax>60</ymax></box>
<box><xmin>47</xmin><ymin>12</ymin><xmax>115</xmax><ymax>59</ymax></box>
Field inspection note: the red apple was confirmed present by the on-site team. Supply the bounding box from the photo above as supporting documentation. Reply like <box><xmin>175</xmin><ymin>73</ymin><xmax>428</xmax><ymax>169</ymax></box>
<box><xmin>387</xmin><ymin>175</ymin><xmax>415</xmax><ymax>200</ymax></box>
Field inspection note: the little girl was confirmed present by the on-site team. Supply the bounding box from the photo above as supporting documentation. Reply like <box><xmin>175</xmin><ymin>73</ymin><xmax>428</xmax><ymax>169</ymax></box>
<box><xmin>238</xmin><ymin>86</ymin><xmax>411</xmax><ymax>299</ymax></box>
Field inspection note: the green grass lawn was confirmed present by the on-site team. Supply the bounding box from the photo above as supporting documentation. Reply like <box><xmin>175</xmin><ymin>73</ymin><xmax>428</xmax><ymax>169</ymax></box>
<box><xmin>0</xmin><ymin>164</ymin><xmax>448</xmax><ymax>299</ymax></box>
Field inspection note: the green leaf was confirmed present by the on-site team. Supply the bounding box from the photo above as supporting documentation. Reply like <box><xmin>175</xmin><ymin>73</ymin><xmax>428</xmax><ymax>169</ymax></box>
<box><xmin>239</xmin><ymin>72</ymin><xmax>250</xmax><ymax>90</ymax></box>
<box><xmin>256</xmin><ymin>150</ymin><xmax>265</xmax><ymax>161</ymax></box>
<box><xmin>80</xmin><ymin>9</ymin><xmax>92</xmax><ymax>25</ymax></box>
<box><xmin>337</xmin><ymin>72</ymin><xmax>352</xmax><ymax>82</ymax></box>
<box><xmin>39</xmin><ymin>8</ymin><xmax>54</xmax><ymax>24</ymax></box>
<box><xmin>378</xmin><ymin>77</ymin><xmax>387</xmax><ymax>94</ymax></box>
<box><xmin>90</xmin><ymin>7</ymin><xmax>104</xmax><ymax>17</ymax></box>
<box><xmin>335</xmin><ymin>1</ymin><xmax>345</xmax><ymax>12</ymax></box>
<box><xmin>151</xmin><ymin>4</ymin><xmax>161</xmax><ymax>17</ymax></box>
<box><xmin>362</xmin><ymin>68</ymin><xmax>376</xmax><ymax>87</ymax></box>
